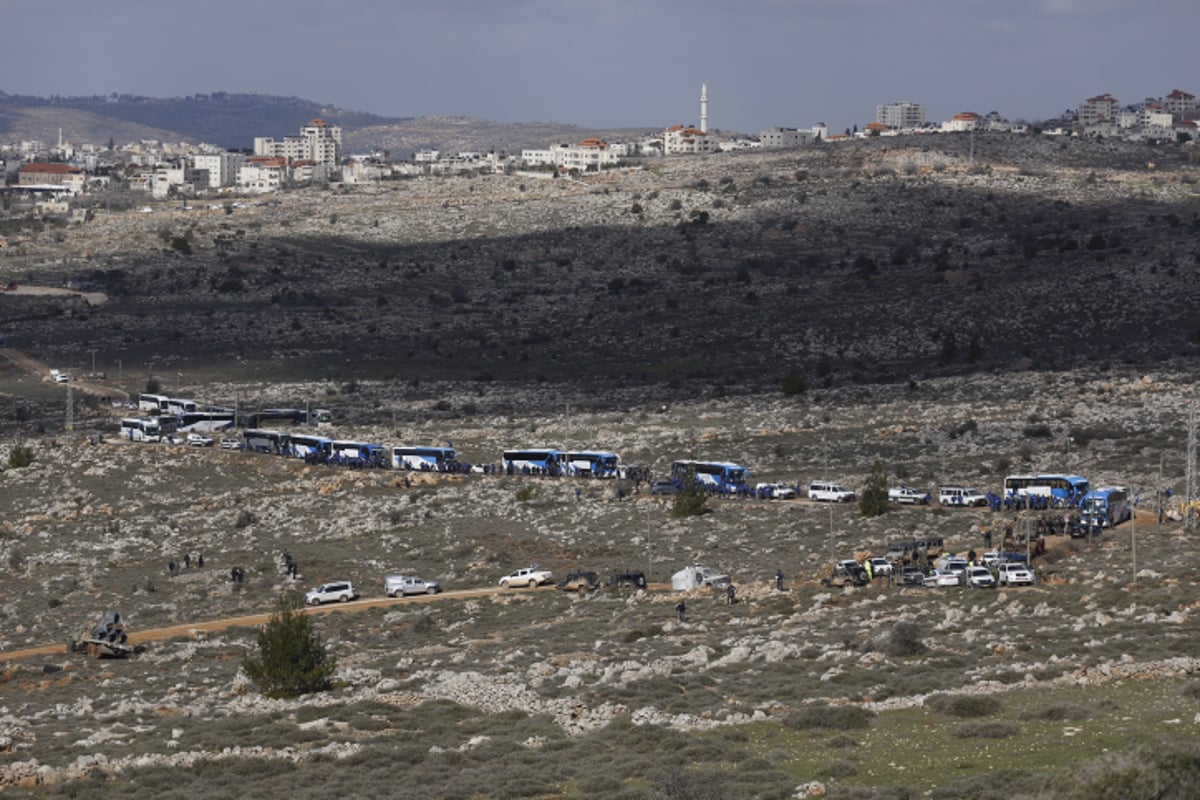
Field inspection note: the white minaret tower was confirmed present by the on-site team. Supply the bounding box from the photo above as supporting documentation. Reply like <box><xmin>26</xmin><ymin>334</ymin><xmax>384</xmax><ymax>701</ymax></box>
<box><xmin>700</xmin><ymin>83</ymin><xmax>708</xmax><ymax>133</ymax></box>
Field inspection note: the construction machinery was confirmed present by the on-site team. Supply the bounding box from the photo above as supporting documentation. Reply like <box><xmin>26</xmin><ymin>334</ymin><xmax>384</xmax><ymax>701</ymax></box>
<box><xmin>69</xmin><ymin>610</ymin><xmax>138</xmax><ymax>658</ymax></box>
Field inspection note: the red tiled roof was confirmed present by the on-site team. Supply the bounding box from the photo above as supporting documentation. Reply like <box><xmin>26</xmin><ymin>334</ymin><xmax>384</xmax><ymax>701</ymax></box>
<box><xmin>19</xmin><ymin>163</ymin><xmax>81</xmax><ymax>174</ymax></box>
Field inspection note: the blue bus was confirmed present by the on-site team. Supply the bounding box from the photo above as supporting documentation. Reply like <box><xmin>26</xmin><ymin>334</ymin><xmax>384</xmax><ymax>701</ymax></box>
<box><xmin>331</xmin><ymin>440</ymin><xmax>387</xmax><ymax>467</ymax></box>
<box><xmin>1079</xmin><ymin>487</ymin><xmax>1131</xmax><ymax>529</ymax></box>
<box><xmin>670</xmin><ymin>460</ymin><xmax>750</xmax><ymax>492</ymax></box>
<box><xmin>289</xmin><ymin>433</ymin><xmax>333</xmax><ymax>460</ymax></box>
<box><xmin>502</xmin><ymin>448</ymin><xmax>563</xmax><ymax>475</ymax></box>
<box><xmin>392</xmin><ymin>446</ymin><xmax>457</xmax><ymax>471</ymax></box>
<box><xmin>565</xmin><ymin>451</ymin><xmax>619</xmax><ymax>478</ymax></box>
<box><xmin>1003</xmin><ymin>474</ymin><xmax>1090</xmax><ymax>506</ymax></box>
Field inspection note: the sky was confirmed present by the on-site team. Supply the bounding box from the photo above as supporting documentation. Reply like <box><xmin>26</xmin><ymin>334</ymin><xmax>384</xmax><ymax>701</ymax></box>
<box><xmin>2</xmin><ymin>0</ymin><xmax>1196</xmax><ymax>134</ymax></box>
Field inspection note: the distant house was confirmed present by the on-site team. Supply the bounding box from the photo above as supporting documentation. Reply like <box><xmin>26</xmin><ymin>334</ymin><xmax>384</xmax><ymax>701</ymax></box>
<box><xmin>758</xmin><ymin>127</ymin><xmax>818</xmax><ymax>148</ymax></box>
<box><xmin>18</xmin><ymin>162</ymin><xmax>84</xmax><ymax>192</ymax></box>
<box><xmin>1165</xmin><ymin>89</ymin><xmax>1198</xmax><ymax>117</ymax></box>
<box><xmin>663</xmin><ymin>125</ymin><xmax>716</xmax><ymax>154</ymax></box>
<box><xmin>942</xmin><ymin>112</ymin><xmax>981</xmax><ymax>132</ymax></box>
<box><xmin>1078</xmin><ymin>93</ymin><xmax>1119</xmax><ymax>127</ymax></box>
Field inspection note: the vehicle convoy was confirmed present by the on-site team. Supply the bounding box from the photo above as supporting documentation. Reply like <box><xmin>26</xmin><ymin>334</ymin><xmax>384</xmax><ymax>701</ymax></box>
<box><xmin>69</xmin><ymin>610</ymin><xmax>137</xmax><ymax>659</ymax></box>
<box><xmin>499</xmin><ymin>565</ymin><xmax>553</xmax><ymax>588</ymax></box>
<box><xmin>384</xmin><ymin>575</ymin><xmax>441</xmax><ymax>597</ymax></box>
<box><xmin>888</xmin><ymin>486</ymin><xmax>931</xmax><ymax>505</ymax></box>
<box><xmin>305</xmin><ymin>581</ymin><xmax>358</xmax><ymax>605</ymax></box>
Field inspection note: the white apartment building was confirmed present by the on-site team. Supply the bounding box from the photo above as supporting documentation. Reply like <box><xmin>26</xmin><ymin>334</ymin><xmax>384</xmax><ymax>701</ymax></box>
<box><xmin>520</xmin><ymin>138</ymin><xmax>621</xmax><ymax>170</ymax></box>
<box><xmin>758</xmin><ymin>127</ymin><xmax>818</xmax><ymax>148</ymax></box>
<box><xmin>663</xmin><ymin>125</ymin><xmax>716</xmax><ymax>154</ymax></box>
<box><xmin>1164</xmin><ymin>89</ymin><xmax>1198</xmax><ymax>116</ymax></box>
<box><xmin>254</xmin><ymin>118</ymin><xmax>342</xmax><ymax>172</ymax></box>
<box><xmin>876</xmin><ymin>102</ymin><xmax>926</xmax><ymax>130</ymax></box>
<box><xmin>1078</xmin><ymin>94</ymin><xmax>1119</xmax><ymax>126</ymax></box>
<box><xmin>237</xmin><ymin>157</ymin><xmax>288</xmax><ymax>193</ymax></box>
<box><xmin>192</xmin><ymin>153</ymin><xmax>244</xmax><ymax>189</ymax></box>
<box><xmin>1139</xmin><ymin>105</ymin><xmax>1174</xmax><ymax>129</ymax></box>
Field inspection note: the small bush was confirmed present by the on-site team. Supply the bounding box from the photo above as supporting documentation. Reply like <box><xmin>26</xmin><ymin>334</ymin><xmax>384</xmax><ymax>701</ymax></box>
<box><xmin>241</xmin><ymin>596</ymin><xmax>337</xmax><ymax>699</ymax></box>
<box><xmin>858</xmin><ymin>460</ymin><xmax>890</xmax><ymax>518</ymax></box>
<box><xmin>671</xmin><ymin>478</ymin><xmax>709</xmax><ymax>518</ymax></box>
<box><xmin>957</xmin><ymin>721</ymin><xmax>1019</xmax><ymax>739</ymax></box>
<box><xmin>7</xmin><ymin>444</ymin><xmax>34</xmax><ymax>469</ymax></box>
<box><xmin>781</xmin><ymin>368</ymin><xmax>808</xmax><ymax>396</ymax></box>
<box><xmin>1034</xmin><ymin>703</ymin><xmax>1090</xmax><ymax>721</ymax></box>
<box><xmin>926</xmin><ymin>693</ymin><xmax>1002</xmax><ymax>718</ymax></box>
<box><xmin>515</xmin><ymin>485</ymin><xmax>537</xmax><ymax>502</ymax></box>
<box><xmin>783</xmin><ymin>704</ymin><xmax>875</xmax><ymax>731</ymax></box>
<box><xmin>882</xmin><ymin>621</ymin><xmax>927</xmax><ymax>657</ymax></box>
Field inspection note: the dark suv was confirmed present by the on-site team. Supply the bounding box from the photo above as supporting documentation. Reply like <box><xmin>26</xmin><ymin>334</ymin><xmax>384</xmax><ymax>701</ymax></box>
<box><xmin>607</xmin><ymin>570</ymin><xmax>648</xmax><ymax>589</ymax></box>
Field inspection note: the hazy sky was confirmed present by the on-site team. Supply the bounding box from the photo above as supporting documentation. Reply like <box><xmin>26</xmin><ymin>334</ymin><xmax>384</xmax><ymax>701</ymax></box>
<box><xmin>2</xmin><ymin>0</ymin><xmax>1195</xmax><ymax>133</ymax></box>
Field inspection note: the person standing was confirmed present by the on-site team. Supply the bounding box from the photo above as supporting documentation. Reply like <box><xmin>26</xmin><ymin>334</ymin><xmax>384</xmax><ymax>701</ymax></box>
<box><xmin>775</xmin><ymin>569</ymin><xmax>784</xmax><ymax>591</ymax></box>
<box><xmin>675</xmin><ymin>600</ymin><xmax>687</xmax><ymax>622</ymax></box>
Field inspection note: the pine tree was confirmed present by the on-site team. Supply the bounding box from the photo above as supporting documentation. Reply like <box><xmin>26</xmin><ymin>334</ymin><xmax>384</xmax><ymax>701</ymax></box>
<box><xmin>858</xmin><ymin>460</ymin><xmax>890</xmax><ymax>518</ymax></box>
<box><xmin>241</xmin><ymin>596</ymin><xmax>337</xmax><ymax>698</ymax></box>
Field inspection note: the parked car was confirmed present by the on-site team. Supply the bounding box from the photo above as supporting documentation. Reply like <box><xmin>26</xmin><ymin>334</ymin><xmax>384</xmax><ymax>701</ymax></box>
<box><xmin>866</xmin><ymin>557</ymin><xmax>893</xmax><ymax>577</ymax></box>
<box><xmin>649</xmin><ymin>480</ymin><xmax>678</xmax><ymax>495</ymax></box>
<box><xmin>938</xmin><ymin>486</ymin><xmax>988</xmax><ymax>507</ymax></box>
<box><xmin>888</xmin><ymin>486</ymin><xmax>931</xmax><ymax>505</ymax></box>
<box><xmin>997</xmin><ymin>562</ymin><xmax>1035</xmax><ymax>586</ymax></box>
<box><xmin>607</xmin><ymin>570</ymin><xmax>647</xmax><ymax>589</ymax></box>
<box><xmin>965</xmin><ymin>566</ymin><xmax>997</xmax><ymax>589</ymax></box>
<box><xmin>937</xmin><ymin>556</ymin><xmax>970</xmax><ymax>581</ymax></box>
<box><xmin>219</xmin><ymin>436</ymin><xmax>240</xmax><ymax>450</ymax></box>
<box><xmin>808</xmin><ymin>481</ymin><xmax>856</xmax><ymax>502</ymax></box>
<box><xmin>305</xmin><ymin>581</ymin><xmax>358</xmax><ymax>606</ymax></box>
<box><xmin>981</xmin><ymin>549</ymin><xmax>1002</xmax><ymax>568</ymax></box>
<box><xmin>186</xmin><ymin>432</ymin><xmax>214</xmax><ymax>447</ymax></box>
<box><xmin>499</xmin><ymin>565</ymin><xmax>553</xmax><ymax>588</ymax></box>
<box><xmin>898</xmin><ymin>565</ymin><xmax>927</xmax><ymax>586</ymax></box>
<box><xmin>384</xmin><ymin>574</ymin><xmax>441</xmax><ymax>597</ymax></box>
<box><xmin>756</xmin><ymin>482</ymin><xmax>797</xmax><ymax>499</ymax></box>
<box><xmin>825</xmin><ymin>560</ymin><xmax>869</xmax><ymax>587</ymax></box>
<box><xmin>165</xmin><ymin>434</ymin><xmax>185</xmax><ymax>445</ymax></box>
<box><xmin>924</xmin><ymin>569</ymin><xmax>961</xmax><ymax>588</ymax></box>
<box><xmin>557</xmin><ymin>571</ymin><xmax>601</xmax><ymax>592</ymax></box>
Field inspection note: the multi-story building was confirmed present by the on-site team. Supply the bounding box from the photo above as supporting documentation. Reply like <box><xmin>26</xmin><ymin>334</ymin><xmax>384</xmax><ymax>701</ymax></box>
<box><xmin>1164</xmin><ymin>89</ymin><xmax>1198</xmax><ymax>117</ymax></box>
<box><xmin>758</xmin><ymin>127</ymin><xmax>818</xmax><ymax>148</ymax></box>
<box><xmin>254</xmin><ymin>118</ymin><xmax>342</xmax><ymax>174</ymax></box>
<box><xmin>520</xmin><ymin>138</ymin><xmax>621</xmax><ymax>170</ymax></box>
<box><xmin>663</xmin><ymin>125</ymin><xmax>716</xmax><ymax>155</ymax></box>
<box><xmin>191</xmin><ymin>153</ymin><xmax>244</xmax><ymax>189</ymax></box>
<box><xmin>876</xmin><ymin>102</ymin><xmax>925</xmax><ymax>130</ymax></box>
<box><xmin>237</xmin><ymin>156</ymin><xmax>288</xmax><ymax>193</ymax></box>
<box><xmin>18</xmin><ymin>162</ymin><xmax>85</xmax><ymax>192</ymax></box>
<box><xmin>1078</xmin><ymin>94</ymin><xmax>1119</xmax><ymax>127</ymax></box>
<box><xmin>1138</xmin><ymin>104</ymin><xmax>1174</xmax><ymax>129</ymax></box>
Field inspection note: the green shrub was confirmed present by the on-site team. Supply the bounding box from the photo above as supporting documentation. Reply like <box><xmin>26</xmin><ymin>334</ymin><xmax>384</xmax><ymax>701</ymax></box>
<box><xmin>782</xmin><ymin>704</ymin><xmax>875</xmax><ymax>731</ymax></box>
<box><xmin>781</xmin><ymin>368</ymin><xmax>808</xmax><ymax>396</ymax></box>
<box><xmin>671</xmin><ymin>469</ymin><xmax>710</xmax><ymax>518</ymax></box>
<box><xmin>926</xmin><ymin>693</ymin><xmax>1002</xmax><ymax>718</ymax></box>
<box><xmin>957</xmin><ymin>721</ymin><xmax>1019</xmax><ymax>739</ymax></box>
<box><xmin>515</xmin><ymin>485</ymin><xmax>537</xmax><ymax>502</ymax></box>
<box><xmin>881</xmin><ymin>621</ymin><xmax>927</xmax><ymax>657</ymax></box>
<box><xmin>241</xmin><ymin>596</ymin><xmax>337</xmax><ymax>698</ymax></box>
<box><xmin>858</xmin><ymin>460</ymin><xmax>890</xmax><ymax>518</ymax></box>
<box><xmin>7</xmin><ymin>444</ymin><xmax>34</xmax><ymax>469</ymax></box>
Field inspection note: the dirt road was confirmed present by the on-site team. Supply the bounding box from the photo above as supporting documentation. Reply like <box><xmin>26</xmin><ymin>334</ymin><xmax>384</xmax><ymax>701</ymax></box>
<box><xmin>0</xmin><ymin>347</ymin><xmax>127</xmax><ymax>401</ymax></box>
<box><xmin>2</xmin><ymin>285</ymin><xmax>108</xmax><ymax>306</ymax></box>
<box><xmin>0</xmin><ymin>584</ymin><xmax>568</xmax><ymax>664</ymax></box>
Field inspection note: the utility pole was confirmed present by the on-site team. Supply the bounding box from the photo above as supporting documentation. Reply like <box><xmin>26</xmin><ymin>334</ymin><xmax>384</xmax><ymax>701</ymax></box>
<box><xmin>65</xmin><ymin>379</ymin><xmax>74</xmax><ymax>432</ymax></box>
<box><xmin>1131</xmin><ymin>488</ymin><xmax>1137</xmax><ymax>584</ymax></box>
<box><xmin>1188</xmin><ymin>403</ymin><xmax>1197</xmax><ymax>532</ymax></box>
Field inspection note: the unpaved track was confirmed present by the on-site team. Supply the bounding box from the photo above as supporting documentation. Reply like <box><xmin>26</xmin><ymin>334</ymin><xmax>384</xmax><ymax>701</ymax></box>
<box><xmin>0</xmin><ymin>583</ymin><xmax>673</xmax><ymax>664</ymax></box>
<box><xmin>0</xmin><ymin>347</ymin><xmax>127</xmax><ymax>400</ymax></box>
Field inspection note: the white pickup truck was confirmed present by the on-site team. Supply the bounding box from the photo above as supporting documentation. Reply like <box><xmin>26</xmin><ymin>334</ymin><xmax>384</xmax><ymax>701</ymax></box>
<box><xmin>499</xmin><ymin>565</ymin><xmax>553</xmax><ymax>588</ymax></box>
<box><xmin>49</xmin><ymin>369</ymin><xmax>69</xmax><ymax>383</ymax></box>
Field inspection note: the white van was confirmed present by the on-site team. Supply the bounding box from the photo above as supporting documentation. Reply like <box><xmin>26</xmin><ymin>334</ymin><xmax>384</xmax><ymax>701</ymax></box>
<box><xmin>808</xmin><ymin>481</ymin><xmax>856</xmax><ymax>502</ymax></box>
<box><xmin>938</xmin><ymin>486</ymin><xmax>987</xmax><ymax>507</ymax></box>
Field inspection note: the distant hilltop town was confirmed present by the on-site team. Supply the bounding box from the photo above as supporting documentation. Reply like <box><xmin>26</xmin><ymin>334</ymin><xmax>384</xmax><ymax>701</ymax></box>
<box><xmin>1</xmin><ymin>84</ymin><xmax>1196</xmax><ymax>211</ymax></box>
